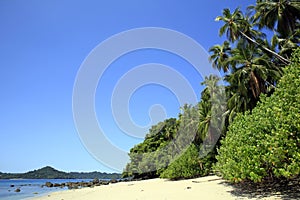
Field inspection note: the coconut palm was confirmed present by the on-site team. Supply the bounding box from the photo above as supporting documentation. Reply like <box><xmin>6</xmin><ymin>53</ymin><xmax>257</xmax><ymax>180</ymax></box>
<box><xmin>216</xmin><ymin>8</ymin><xmax>244</xmax><ymax>42</ymax></box>
<box><xmin>176</xmin><ymin>104</ymin><xmax>199</xmax><ymax>150</ymax></box>
<box><xmin>229</xmin><ymin>42</ymin><xmax>280</xmax><ymax>99</ymax></box>
<box><xmin>272</xmin><ymin>28</ymin><xmax>300</xmax><ymax>57</ymax></box>
<box><xmin>216</xmin><ymin>8</ymin><xmax>290</xmax><ymax>64</ymax></box>
<box><xmin>226</xmin><ymin>89</ymin><xmax>251</xmax><ymax>122</ymax></box>
<box><xmin>224</xmin><ymin>41</ymin><xmax>283</xmax><ymax>122</ymax></box>
<box><xmin>198</xmin><ymin>76</ymin><xmax>226</xmax><ymax>144</ymax></box>
<box><xmin>197</xmin><ymin>88</ymin><xmax>212</xmax><ymax>143</ymax></box>
<box><xmin>209</xmin><ymin>41</ymin><xmax>231</xmax><ymax>72</ymax></box>
<box><xmin>250</xmin><ymin>0</ymin><xmax>300</xmax><ymax>37</ymax></box>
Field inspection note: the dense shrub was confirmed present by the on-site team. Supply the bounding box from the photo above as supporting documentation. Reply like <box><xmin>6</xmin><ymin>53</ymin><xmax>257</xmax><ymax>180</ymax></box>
<box><xmin>160</xmin><ymin>144</ymin><xmax>214</xmax><ymax>179</ymax></box>
<box><xmin>123</xmin><ymin>79</ymin><xmax>223</xmax><ymax>180</ymax></box>
<box><xmin>122</xmin><ymin>118</ymin><xmax>178</xmax><ymax>178</ymax></box>
<box><xmin>215</xmin><ymin>48</ymin><xmax>300</xmax><ymax>182</ymax></box>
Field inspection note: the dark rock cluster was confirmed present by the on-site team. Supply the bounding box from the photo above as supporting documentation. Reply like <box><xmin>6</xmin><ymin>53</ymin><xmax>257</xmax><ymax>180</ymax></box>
<box><xmin>14</xmin><ymin>188</ymin><xmax>21</xmax><ymax>192</ymax></box>
<box><xmin>43</xmin><ymin>178</ymin><xmax>123</xmax><ymax>190</ymax></box>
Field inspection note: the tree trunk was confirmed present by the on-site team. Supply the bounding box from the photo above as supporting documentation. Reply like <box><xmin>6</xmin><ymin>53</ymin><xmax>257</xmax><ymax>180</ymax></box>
<box><xmin>239</xmin><ymin>30</ymin><xmax>290</xmax><ymax>65</ymax></box>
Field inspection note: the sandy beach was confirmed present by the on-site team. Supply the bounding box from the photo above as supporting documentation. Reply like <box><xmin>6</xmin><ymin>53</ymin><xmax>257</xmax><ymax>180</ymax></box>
<box><xmin>30</xmin><ymin>175</ymin><xmax>285</xmax><ymax>200</ymax></box>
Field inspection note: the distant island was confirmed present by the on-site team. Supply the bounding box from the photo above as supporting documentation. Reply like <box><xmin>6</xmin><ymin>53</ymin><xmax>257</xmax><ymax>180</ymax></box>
<box><xmin>0</xmin><ymin>166</ymin><xmax>121</xmax><ymax>179</ymax></box>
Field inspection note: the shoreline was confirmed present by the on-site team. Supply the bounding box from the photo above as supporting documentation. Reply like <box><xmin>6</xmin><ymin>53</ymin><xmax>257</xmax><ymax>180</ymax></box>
<box><xmin>29</xmin><ymin>175</ymin><xmax>285</xmax><ymax>200</ymax></box>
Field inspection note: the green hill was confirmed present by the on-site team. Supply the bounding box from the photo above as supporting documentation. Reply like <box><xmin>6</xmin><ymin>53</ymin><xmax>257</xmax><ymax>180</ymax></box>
<box><xmin>0</xmin><ymin>166</ymin><xmax>121</xmax><ymax>179</ymax></box>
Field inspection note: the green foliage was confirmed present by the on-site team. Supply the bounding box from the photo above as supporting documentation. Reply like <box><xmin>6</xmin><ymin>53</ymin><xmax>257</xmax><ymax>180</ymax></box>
<box><xmin>250</xmin><ymin>0</ymin><xmax>300</xmax><ymax>38</ymax></box>
<box><xmin>123</xmin><ymin>76</ymin><xmax>225</xmax><ymax>180</ymax></box>
<box><xmin>122</xmin><ymin>118</ymin><xmax>179</xmax><ymax>178</ymax></box>
<box><xmin>215</xmin><ymin>48</ymin><xmax>300</xmax><ymax>183</ymax></box>
<box><xmin>124</xmin><ymin>1</ymin><xmax>300</xmax><ymax>182</ymax></box>
<box><xmin>211</xmin><ymin>2</ymin><xmax>300</xmax><ymax>122</ymax></box>
<box><xmin>160</xmin><ymin>144</ymin><xmax>215</xmax><ymax>179</ymax></box>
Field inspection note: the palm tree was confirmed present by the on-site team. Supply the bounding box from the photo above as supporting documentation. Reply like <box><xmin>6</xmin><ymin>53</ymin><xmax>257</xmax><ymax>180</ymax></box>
<box><xmin>216</xmin><ymin>8</ymin><xmax>244</xmax><ymax>42</ymax></box>
<box><xmin>225</xmin><ymin>41</ymin><xmax>282</xmax><ymax>120</ymax></box>
<box><xmin>209</xmin><ymin>41</ymin><xmax>231</xmax><ymax>72</ymax></box>
<box><xmin>198</xmin><ymin>89</ymin><xmax>212</xmax><ymax>143</ymax></box>
<box><xmin>226</xmin><ymin>88</ymin><xmax>251</xmax><ymax>122</ymax></box>
<box><xmin>196</xmin><ymin>76</ymin><xmax>227</xmax><ymax>158</ymax></box>
<box><xmin>272</xmin><ymin>28</ymin><xmax>300</xmax><ymax>57</ymax></box>
<box><xmin>231</xmin><ymin>47</ymin><xmax>266</xmax><ymax>98</ymax></box>
<box><xmin>250</xmin><ymin>0</ymin><xmax>300</xmax><ymax>37</ymax></box>
<box><xmin>198</xmin><ymin>76</ymin><xmax>226</xmax><ymax>143</ymax></box>
<box><xmin>215</xmin><ymin>8</ymin><xmax>290</xmax><ymax>64</ymax></box>
<box><xmin>176</xmin><ymin>104</ymin><xmax>199</xmax><ymax>151</ymax></box>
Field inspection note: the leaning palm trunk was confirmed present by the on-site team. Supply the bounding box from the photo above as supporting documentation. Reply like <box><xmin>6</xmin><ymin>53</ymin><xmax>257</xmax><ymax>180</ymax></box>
<box><xmin>238</xmin><ymin>30</ymin><xmax>290</xmax><ymax>65</ymax></box>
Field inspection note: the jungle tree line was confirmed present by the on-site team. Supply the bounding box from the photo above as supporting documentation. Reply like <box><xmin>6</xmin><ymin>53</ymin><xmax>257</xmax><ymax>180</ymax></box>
<box><xmin>123</xmin><ymin>0</ymin><xmax>300</xmax><ymax>181</ymax></box>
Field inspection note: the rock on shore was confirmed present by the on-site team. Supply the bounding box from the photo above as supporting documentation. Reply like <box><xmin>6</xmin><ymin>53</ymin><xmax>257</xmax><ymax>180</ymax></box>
<box><xmin>43</xmin><ymin>178</ymin><xmax>122</xmax><ymax>189</ymax></box>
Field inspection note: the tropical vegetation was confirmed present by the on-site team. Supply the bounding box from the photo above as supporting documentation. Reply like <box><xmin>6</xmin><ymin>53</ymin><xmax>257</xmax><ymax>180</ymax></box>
<box><xmin>215</xmin><ymin>48</ymin><xmax>300</xmax><ymax>182</ymax></box>
<box><xmin>123</xmin><ymin>0</ymin><xmax>300</xmax><ymax>183</ymax></box>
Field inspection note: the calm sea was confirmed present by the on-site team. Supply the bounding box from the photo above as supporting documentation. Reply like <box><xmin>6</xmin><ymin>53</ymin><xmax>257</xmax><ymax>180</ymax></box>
<box><xmin>0</xmin><ymin>179</ymin><xmax>93</xmax><ymax>200</ymax></box>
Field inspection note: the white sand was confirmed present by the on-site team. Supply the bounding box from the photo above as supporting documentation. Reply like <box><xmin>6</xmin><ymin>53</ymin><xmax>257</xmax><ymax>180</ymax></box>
<box><xmin>31</xmin><ymin>175</ymin><xmax>281</xmax><ymax>200</ymax></box>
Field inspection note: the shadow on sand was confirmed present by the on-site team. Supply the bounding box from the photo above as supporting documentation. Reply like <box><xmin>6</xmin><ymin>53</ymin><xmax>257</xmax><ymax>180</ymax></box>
<box><xmin>219</xmin><ymin>176</ymin><xmax>300</xmax><ymax>200</ymax></box>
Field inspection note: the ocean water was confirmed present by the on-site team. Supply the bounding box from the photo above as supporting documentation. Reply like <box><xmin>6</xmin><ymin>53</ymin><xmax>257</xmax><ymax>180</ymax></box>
<box><xmin>0</xmin><ymin>179</ymin><xmax>93</xmax><ymax>200</ymax></box>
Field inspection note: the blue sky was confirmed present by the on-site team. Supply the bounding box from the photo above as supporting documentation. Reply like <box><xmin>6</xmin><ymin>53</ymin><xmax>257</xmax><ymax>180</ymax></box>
<box><xmin>0</xmin><ymin>0</ymin><xmax>254</xmax><ymax>173</ymax></box>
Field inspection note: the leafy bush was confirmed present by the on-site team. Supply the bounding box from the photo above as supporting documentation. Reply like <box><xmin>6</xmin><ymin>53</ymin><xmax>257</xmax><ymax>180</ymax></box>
<box><xmin>160</xmin><ymin>144</ymin><xmax>214</xmax><ymax>179</ymax></box>
<box><xmin>122</xmin><ymin>118</ymin><xmax>178</xmax><ymax>178</ymax></box>
<box><xmin>215</xmin><ymin>48</ymin><xmax>300</xmax><ymax>182</ymax></box>
<box><xmin>123</xmin><ymin>76</ymin><xmax>224</xmax><ymax>180</ymax></box>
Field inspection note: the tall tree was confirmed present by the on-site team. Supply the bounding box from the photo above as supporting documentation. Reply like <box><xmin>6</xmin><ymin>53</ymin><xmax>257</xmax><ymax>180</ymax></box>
<box><xmin>209</xmin><ymin>41</ymin><xmax>231</xmax><ymax>73</ymax></box>
<box><xmin>272</xmin><ymin>28</ymin><xmax>300</xmax><ymax>57</ymax></box>
<box><xmin>198</xmin><ymin>76</ymin><xmax>227</xmax><ymax>153</ymax></box>
<box><xmin>225</xmin><ymin>41</ymin><xmax>282</xmax><ymax>120</ymax></box>
<box><xmin>216</xmin><ymin>8</ymin><xmax>290</xmax><ymax>64</ymax></box>
<box><xmin>230</xmin><ymin>43</ymin><xmax>278</xmax><ymax>98</ymax></box>
<box><xmin>250</xmin><ymin>0</ymin><xmax>300</xmax><ymax>37</ymax></box>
